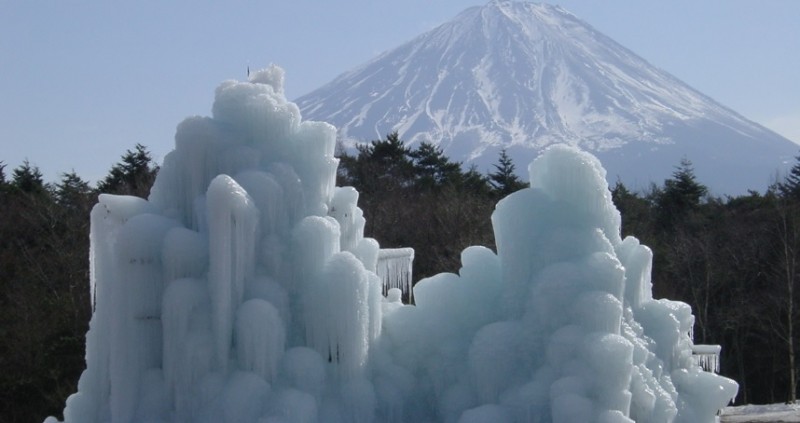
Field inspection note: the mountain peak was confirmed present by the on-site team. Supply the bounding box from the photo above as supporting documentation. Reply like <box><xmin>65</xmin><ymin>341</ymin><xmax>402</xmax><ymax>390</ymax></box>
<box><xmin>484</xmin><ymin>0</ymin><xmax>520</xmax><ymax>12</ymax></box>
<box><xmin>296</xmin><ymin>2</ymin><xmax>796</xmax><ymax>194</ymax></box>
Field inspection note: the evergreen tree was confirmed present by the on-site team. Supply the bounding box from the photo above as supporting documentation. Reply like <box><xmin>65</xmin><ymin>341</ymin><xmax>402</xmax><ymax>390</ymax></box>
<box><xmin>458</xmin><ymin>164</ymin><xmax>492</xmax><ymax>196</ymax></box>
<box><xmin>488</xmin><ymin>149</ymin><xmax>527</xmax><ymax>198</ymax></box>
<box><xmin>97</xmin><ymin>144</ymin><xmax>158</xmax><ymax>197</ymax></box>
<box><xmin>11</xmin><ymin>159</ymin><xmax>47</xmax><ymax>194</ymax></box>
<box><xmin>55</xmin><ymin>171</ymin><xmax>94</xmax><ymax>209</ymax></box>
<box><xmin>611</xmin><ymin>179</ymin><xmax>653</xmax><ymax>237</ymax></box>
<box><xmin>339</xmin><ymin>132</ymin><xmax>415</xmax><ymax>193</ymax></box>
<box><xmin>655</xmin><ymin>158</ymin><xmax>708</xmax><ymax>228</ymax></box>
<box><xmin>0</xmin><ymin>161</ymin><xmax>7</xmax><ymax>195</ymax></box>
<box><xmin>409</xmin><ymin>142</ymin><xmax>462</xmax><ymax>189</ymax></box>
<box><xmin>359</xmin><ymin>132</ymin><xmax>411</xmax><ymax>165</ymax></box>
<box><xmin>778</xmin><ymin>152</ymin><xmax>800</xmax><ymax>201</ymax></box>
<box><xmin>611</xmin><ymin>179</ymin><xmax>632</xmax><ymax>204</ymax></box>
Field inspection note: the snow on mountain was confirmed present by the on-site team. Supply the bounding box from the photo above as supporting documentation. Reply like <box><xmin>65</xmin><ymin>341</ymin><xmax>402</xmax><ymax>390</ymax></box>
<box><xmin>296</xmin><ymin>0</ymin><xmax>798</xmax><ymax>195</ymax></box>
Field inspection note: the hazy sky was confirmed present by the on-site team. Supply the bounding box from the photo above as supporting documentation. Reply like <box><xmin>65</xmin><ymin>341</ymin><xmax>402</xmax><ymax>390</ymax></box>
<box><xmin>2</xmin><ymin>0</ymin><xmax>799</xmax><ymax>184</ymax></box>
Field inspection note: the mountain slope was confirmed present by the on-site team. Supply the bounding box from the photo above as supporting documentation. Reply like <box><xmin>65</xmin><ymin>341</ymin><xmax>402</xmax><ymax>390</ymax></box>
<box><xmin>296</xmin><ymin>0</ymin><xmax>797</xmax><ymax>194</ymax></box>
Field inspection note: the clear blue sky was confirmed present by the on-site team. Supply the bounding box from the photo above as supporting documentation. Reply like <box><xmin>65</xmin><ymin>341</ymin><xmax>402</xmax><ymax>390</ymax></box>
<box><xmin>2</xmin><ymin>0</ymin><xmax>799</xmax><ymax>184</ymax></box>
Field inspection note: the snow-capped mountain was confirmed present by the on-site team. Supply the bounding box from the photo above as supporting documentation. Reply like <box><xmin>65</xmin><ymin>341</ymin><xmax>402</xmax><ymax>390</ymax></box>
<box><xmin>296</xmin><ymin>0</ymin><xmax>798</xmax><ymax>194</ymax></box>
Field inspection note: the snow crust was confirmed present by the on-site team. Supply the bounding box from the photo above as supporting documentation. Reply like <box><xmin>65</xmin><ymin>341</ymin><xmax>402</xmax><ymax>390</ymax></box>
<box><xmin>51</xmin><ymin>66</ymin><xmax>737</xmax><ymax>423</ymax></box>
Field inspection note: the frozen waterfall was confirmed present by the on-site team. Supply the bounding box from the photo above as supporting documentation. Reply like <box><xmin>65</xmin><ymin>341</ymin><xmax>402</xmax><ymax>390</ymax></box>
<box><xmin>48</xmin><ymin>66</ymin><xmax>737</xmax><ymax>423</ymax></box>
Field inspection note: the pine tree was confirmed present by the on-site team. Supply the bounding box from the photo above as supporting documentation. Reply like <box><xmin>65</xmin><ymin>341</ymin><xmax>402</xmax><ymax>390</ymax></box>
<box><xmin>341</xmin><ymin>132</ymin><xmax>415</xmax><ymax>193</ymax></box>
<box><xmin>778</xmin><ymin>152</ymin><xmax>800</xmax><ymax>201</ymax></box>
<box><xmin>409</xmin><ymin>142</ymin><xmax>461</xmax><ymax>189</ymax></box>
<box><xmin>11</xmin><ymin>159</ymin><xmax>47</xmax><ymax>194</ymax></box>
<box><xmin>655</xmin><ymin>157</ymin><xmax>708</xmax><ymax>228</ymax></box>
<box><xmin>97</xmin><ymin>144</ymin><xmax>158</xmax><ymax>197</ymax></box>
<box><xmin>0</xmin><ymin>161</ymin><xmax>7</xmax><ymax>194</ymax></box>
<box><xmin>488</xmin><ymin>149</ymin><xmax>527</xmax><ymax>198</ymax></box>
<box><xmin>55</xmin><ymin>171</ymin><xmax>94</xmax><ymax>209</ymax></box>
<box><xmin>458</xmin><ymin>164</ymin><xmax>491</xmax><ymax>196</ymax></box>
<box><xmin>359</xmin><ymin>132</ymin><xmax>411</xmax><ymax>165</ymax></box>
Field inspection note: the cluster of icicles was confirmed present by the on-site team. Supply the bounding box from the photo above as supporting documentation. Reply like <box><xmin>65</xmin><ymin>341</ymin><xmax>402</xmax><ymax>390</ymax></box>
<box><xmin>48</xmin><ymin>66</ymin><xmax>737</xmax><ymax>423</ymax></box>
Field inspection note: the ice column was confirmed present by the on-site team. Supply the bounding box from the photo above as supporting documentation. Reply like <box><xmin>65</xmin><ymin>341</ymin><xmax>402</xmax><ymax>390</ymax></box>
<box><xmin>376</xmin><ymin>248</ymin><xmax>415</xmax><ymax>301</ymax></box>
<box><xmin>206</xmin><ymin>175</ymin><xmax>259</xmax><ymax>371</ymax></box>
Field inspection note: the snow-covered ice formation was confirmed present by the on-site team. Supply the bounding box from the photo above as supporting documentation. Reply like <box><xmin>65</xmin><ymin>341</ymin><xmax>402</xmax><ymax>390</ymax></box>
<box><xmin>376</xmin><ymin>248</ymin><xmax>414</xmax><ymax>301</ymax></box>
<box><xmin>48</xmin><ymin>66</ymin><xmax>737</xmax><ymax>423</ymax></box>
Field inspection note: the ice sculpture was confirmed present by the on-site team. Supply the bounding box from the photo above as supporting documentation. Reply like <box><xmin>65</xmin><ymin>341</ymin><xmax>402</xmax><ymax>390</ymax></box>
<box><xmin>692</xmin><ymin>345</ymin><xmax>722</xmax><ymax>374</ymax></box>
<box><xmin>48</xmin><ymin>66</ymin><xmax>737</xmax><ymax>423</ymax></box>
<box><xmin>376</xmin><ymin>248</ymin><xmax>414</xmax><ymax>300</ymax></box>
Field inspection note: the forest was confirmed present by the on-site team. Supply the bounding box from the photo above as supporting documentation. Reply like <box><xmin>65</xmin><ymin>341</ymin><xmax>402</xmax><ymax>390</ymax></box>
<box><xmin>2</xmin><ymin>134</ymin><xmax>800</xmax><ymax>422</ymax></box>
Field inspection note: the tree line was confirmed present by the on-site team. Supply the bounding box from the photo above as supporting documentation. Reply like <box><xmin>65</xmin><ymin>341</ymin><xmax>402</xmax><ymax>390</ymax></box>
<box><xmin>2</xmin><ymin>134</ymin><xmax>800</xmax><ymax>421</ymax></box>
<box><xmin>0</xmin><ymin>145</ymin><xmax>157</xmax><ymax>422</ymax></box>
<box><xmin>612</xmin><ymin>157</ymin><xmax>800</xmax><ymax>405</ymax></box>
<box><xmin>336</xmin><ymin>132</ymin><xmax>527</xmax><ymax>281</ymax></box>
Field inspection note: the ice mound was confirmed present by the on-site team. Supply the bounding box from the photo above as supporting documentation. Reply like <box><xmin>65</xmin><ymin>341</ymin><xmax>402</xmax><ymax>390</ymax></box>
<box><xmin>49</xmin><ymin>66</ymin><xmax>737</xmax><ymax>423</ymax></box>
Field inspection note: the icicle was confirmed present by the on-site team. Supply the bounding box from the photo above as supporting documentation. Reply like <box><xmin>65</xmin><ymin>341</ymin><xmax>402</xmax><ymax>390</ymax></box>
<box><xmin>691</xmin><ymin>344</ymin><xmax>721</xmax><ymax>373</ymax></box>
<box><xmin>376</xmin><ymin>248</ymin><xmax>415</xmax><ymax>302</ymax></box>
